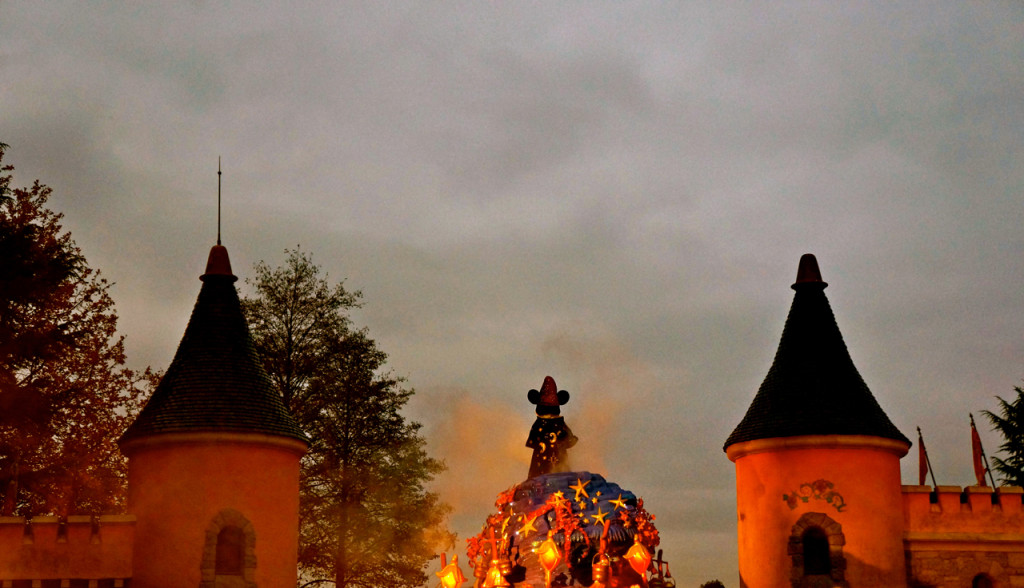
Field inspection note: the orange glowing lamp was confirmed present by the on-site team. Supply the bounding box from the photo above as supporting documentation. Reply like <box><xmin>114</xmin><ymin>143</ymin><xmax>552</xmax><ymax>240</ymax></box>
<box><xmin>436</xmin><ymin>554</ymin><xmax>467</xmax><ymax>588</ymax></box>
<box><xmin>592</xmin><ymin>552</ymin><xmax>611</xmax><ymax>586</ymax></box>
<box><xmin>537</xmin><ymin>535</ymin><xmax>561</xmax><ymax>573</ymax></box>
<box><xmin>625</xmin><ymin>536</ymin><xmax>652</xmax><ymax>577</ymax></box>
<box><xmin>483</xmin><ymin>560</ymin><xmax>510</xmax><ymax>588</ymax></box>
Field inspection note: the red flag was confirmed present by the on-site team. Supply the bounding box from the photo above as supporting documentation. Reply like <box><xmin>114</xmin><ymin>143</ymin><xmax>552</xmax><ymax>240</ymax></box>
<box><xmin>918</xmin><ymin>432</ymin><xmax>928</xmax><ymax>486</ymax></box>
<box><xmin>971</xmin><ymin>417</ymin><xmax>987</xmax><ymax>487</ymax></box>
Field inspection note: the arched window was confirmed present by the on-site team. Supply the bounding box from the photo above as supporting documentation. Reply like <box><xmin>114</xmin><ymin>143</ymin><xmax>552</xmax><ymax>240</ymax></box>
<box><xmin>788</xmin><ymin>512</ymin><xmax>848</xmax><ymax>588</ymax></box>
<box><xmin>216</xmin><ymin>526</ymin><xmax>245</xmax><ymax>575</ymax></box>
<box><xmin>200</xmin><ymin>509</ymin><xmax>257</xmax><ymax>588</ymax></box>
<box><xmin>973</xmin><ymin>574</ymin><xmax>994</xmax><ymax>588</ymax></box>
<box><xmin>801</xmin><ymin>527</ymin><xmax>830</xmax><ymax>575</ymax></box>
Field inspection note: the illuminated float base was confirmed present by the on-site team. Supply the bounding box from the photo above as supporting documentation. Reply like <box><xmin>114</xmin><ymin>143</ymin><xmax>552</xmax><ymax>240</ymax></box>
<box><xmin>469</xmin><ymin>471</ymin><xmax>659</xmax><ymax>587</ymax></box>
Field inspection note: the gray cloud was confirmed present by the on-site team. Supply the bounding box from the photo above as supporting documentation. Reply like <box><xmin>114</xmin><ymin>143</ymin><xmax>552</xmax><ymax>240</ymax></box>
<box><xmin>3</xmin><ymin>2</ymin><xmax>1023</xmax><ymax>584</ymax></box>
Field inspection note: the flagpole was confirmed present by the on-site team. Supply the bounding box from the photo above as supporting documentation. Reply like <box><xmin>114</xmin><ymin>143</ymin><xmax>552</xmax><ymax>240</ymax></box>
<box><xmin>917</xmin><ymin>427</ymin><xmax>939</xmax><ymax>488</ymax></box>
<box><xmin>970</xmin><ymin>413</ymin><xmax>999</xmax><ymax>488</ymax></box>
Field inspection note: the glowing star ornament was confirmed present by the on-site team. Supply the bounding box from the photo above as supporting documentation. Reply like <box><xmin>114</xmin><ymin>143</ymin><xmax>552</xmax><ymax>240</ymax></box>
<box><xmin>609</xmin><ymin>493</ymin><xmax>628</xmax><ymax>510</ymax></box>
<box><xmin>591</xmin><ymin>506</ymin><xmax>609</xmax><ymax>526</ymax></box>
<box><xmin>549</xmin><ymin>490</ymin><xmax>568</xmax><ymax>508</ymax></box>
<box><xmin>436</xmin><ymin>554</ymin><xmax>467</xmax><ymax>588</ymax></box>
<box><xmin>520</xmin><ymin>514</ymin><xmax>539</xmax><ymax>535</ymax></box>
<box><xmin>569</xmin><ymin>477</ymin><xmax>590</xmax><ymax>501</ymax></box>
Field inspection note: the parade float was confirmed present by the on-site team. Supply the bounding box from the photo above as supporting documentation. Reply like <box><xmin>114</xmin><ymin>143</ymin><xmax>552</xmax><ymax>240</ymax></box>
<box><xmin>442</xmin><ymin>377</ymin><xmax>673</xmax><ymax>588</ymax></box>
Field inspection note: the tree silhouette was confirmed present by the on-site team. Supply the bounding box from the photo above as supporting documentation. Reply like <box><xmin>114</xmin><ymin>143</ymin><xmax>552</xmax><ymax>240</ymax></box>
<box><xmin>983</xmin><ymin>384</ymin><xmax>1024</xmax><ymax>486</ymax></box>
<box><xmin>241</xmin><ymin>248</ymin><xmax>452</xmax><ymax>587</ymax></box>
<box><xmin>0</xmin><ymin>144</ymin><xmax>151</xmax><ymax>516</ymax></box>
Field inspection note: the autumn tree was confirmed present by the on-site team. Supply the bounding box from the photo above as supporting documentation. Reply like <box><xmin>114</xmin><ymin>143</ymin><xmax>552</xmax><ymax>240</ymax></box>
<box><xmin>0</xmin><ymin>144</ymin><xmax>150</xmax><ymax>517</ymax></box>
<box><xmin>983</xmin><ymin>384</ymin><xmax>1024</xmax><ymax>486</ymax></box>
<box><xmin>241</xmin><ymin>249</ymin><xmax>452</xmax><ymax>588</ymax></box>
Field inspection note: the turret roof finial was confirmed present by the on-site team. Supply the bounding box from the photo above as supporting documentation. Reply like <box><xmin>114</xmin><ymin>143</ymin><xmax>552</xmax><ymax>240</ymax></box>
<box><xmin>792</xmin><ymin>253</ymin><xmax>827</xmax><ymax>290</ymax></box>
<box><xmin>202</xmin><ymin>158</ymin><xmax>233</xmax><ymax>280</ymax></box>
<box><xmin>217</xmin><ymin>157</ymin><xmax>222</xmax><ymax>246</ymax></box>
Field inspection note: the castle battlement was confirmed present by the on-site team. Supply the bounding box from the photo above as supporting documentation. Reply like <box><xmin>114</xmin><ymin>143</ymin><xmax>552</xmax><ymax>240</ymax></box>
<box><xmin>902</xmin><ymin>486</ymin><xmax>1024</xmax><ymax>585</ymax></box>
<box><xmin>903</xmin><ymin>485</ymin><xmax>1024</xmax><ymax>536</ymax></box>
<box><xmin>0</xmin><ymin>515</ymin><xmax>134</xmax><ymax>583</ymax></box>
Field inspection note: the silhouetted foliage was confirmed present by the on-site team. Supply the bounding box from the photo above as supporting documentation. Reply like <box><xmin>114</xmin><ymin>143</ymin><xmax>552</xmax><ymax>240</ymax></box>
<box><xmin>0</xmin><ymin>144</ymin><xmax>151</xmax><ymax>516</ymax></box>
<box><xmin>983</xmin><ymin>384</ymin><xmax>1024</xmax><ymax>486</ymax></box>
<box><xmin>241</xmin><ymin>249</ymin><xmax>453</xmax><ymax>588</ymax></box>
<box><xmin>700</xmin><ymin>581</ymin><xmax>726</xmax><ymax>588</ymax></box>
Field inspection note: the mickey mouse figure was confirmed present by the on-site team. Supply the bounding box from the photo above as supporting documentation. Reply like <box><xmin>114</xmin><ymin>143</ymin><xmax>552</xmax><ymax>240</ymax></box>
<box><xmin>526</xmin><ymin>376</ymin><xmax>578</xmax><ymax>479</ymax></box>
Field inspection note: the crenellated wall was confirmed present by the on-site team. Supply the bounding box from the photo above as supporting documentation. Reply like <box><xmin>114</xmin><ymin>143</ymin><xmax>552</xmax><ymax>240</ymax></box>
<box><xmin>903</xmin><ymin>485</ymin><xmax>1024</xmax><ymax>588</ymax></box>
<box><xmin>0</xmin><ymin>515</ymin><xmax>134</xmax><ymax>585</ymax></box>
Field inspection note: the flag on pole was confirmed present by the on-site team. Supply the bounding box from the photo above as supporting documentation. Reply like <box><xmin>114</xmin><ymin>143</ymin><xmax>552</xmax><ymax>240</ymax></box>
<box><xmin>971</xmin><ymin>415</ymin><xmax>988</xmax><ymax>487</ymax></box>
<box><xmin>917</xmin><ymin>429</ymin><xmax>928</xmax><ymax>486</ymax></box>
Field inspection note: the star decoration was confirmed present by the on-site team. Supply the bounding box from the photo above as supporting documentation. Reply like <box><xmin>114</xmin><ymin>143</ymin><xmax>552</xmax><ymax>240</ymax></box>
<box><xmin>610</xmin><ymin>493</ymin><xmax>628</xmax><ymax>510</ymax></box>
<box><xmin>520</xmin><ymin>514</ymin><xmax>539</xmax><ymax>535</ymax></box>
<box><xmin>569</xmin><ymin>478</ymin><xmax>590</xmax><ymax>502</ymax></box>
<box><xmin>591</xmin><ymin>507</ymin><xmax>609</xmax><ymax>526</ymax></box>
<box><xmin>550</xmin><ymin>491</ymin><xmax>568</xmax><ymax>508</ymax></box>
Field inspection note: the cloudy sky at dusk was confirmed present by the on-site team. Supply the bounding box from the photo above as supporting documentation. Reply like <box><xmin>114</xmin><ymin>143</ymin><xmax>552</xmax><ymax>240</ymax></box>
<box><xmin>3</xmin><ymin>2</ymin><xmax>1023</xmax><ymax>584</ymax></box>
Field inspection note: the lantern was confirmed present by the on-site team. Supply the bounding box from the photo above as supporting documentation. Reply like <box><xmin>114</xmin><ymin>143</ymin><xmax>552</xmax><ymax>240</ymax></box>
<box><xmin>437</xmin><ymin>554</ymin><xmax>468</xmax><ymax>588</ymax></box>
<box><xmin>537</xmin><ymin>535</ymin><xmax>561</xmax><ymax>573</ymax></box>
<box><xmin>663</xmin><ymin>563</ymin><xmax>675</xmax><ymax>587</ymax></box>
<box><xmin>473</xmin><ymin>552</ymin><xmax>489</xmax><ymax>582</ymax></box>
<box><xmin>591</xmin><ymin>552</ymin><xmax>611</xmax><ymax>587</ymax></box>
<box><xmin>625</xmin><ymin>536</ymin><xmax>652</xmax><ymax>577</ymax></box>
<box><xmin>497</xmin><ymin>556</ymin><xmax>513</xmax><ymax>578</ymax></box>
<box><xmin>537</xmin><ymin>533</ymin><xmax>561</xmax><ymax>588</ymax></box>
<box><xmin>483</xmin><ymin>559</ymin><xmax>510</xmax><ymax>588</ymax></box>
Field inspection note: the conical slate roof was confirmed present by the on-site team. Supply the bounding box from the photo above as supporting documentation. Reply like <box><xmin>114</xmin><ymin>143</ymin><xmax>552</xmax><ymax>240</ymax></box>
<box><xmin>724</xmin><ymin>254</ymin><xmax>909</xmax><ymax>450</ymax></box>
<box><xmin>120</xmin><ymin>245</ymin><xmax>308</xmax><ymax>445</ymax></box>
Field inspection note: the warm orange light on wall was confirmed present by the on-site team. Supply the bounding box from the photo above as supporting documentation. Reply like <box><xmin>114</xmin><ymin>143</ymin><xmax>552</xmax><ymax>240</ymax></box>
<box><xmin>436</xmin><ymin>554</ymin><xmax>467</xmax><ymax>588</ymax></box>
<box><xmin>625</xmin><ymin>536</ymin><xmax>652</xmax><ymax>577</ymax></box>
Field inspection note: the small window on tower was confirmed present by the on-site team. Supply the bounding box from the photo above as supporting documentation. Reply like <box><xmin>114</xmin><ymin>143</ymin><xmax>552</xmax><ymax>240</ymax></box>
<box><xmin>216</xmin><ymin>525</ymin><xmax>245</xmax><ymax>575</ymax></box>
<box><xmin>972</xmin><ymin>574</ymin><xmax>994</xmax><ymax>588</ymax></box>
<box><xmin>801</xmin><ymin>526</ymin><xmax>831</xmax><ymax>575</ymax></box>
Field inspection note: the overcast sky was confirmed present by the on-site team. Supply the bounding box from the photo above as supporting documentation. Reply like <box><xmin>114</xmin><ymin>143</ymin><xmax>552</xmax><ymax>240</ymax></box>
<box><xmin>3</xmin><ymin>2</ymin><xmax>1023</xmax><ymax>585</ymax></box>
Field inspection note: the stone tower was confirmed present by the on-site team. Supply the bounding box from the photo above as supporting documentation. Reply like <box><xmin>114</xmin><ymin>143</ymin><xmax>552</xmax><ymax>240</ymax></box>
<box><xmin>119</xmin><ymin>244</ymin><xmax>308</xmax><ymax>588</ymax></box>
<box><xmin>724</xmin><ymin>254</ymin><xmax>910</xmax><ymax>588</ymax></box>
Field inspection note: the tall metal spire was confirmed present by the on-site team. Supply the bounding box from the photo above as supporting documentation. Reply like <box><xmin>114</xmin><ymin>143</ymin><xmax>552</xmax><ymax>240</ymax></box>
<box><xmin>217</xmin><ymin>157</ymin><xmax>222</xmax><ymax>245</ymax></box>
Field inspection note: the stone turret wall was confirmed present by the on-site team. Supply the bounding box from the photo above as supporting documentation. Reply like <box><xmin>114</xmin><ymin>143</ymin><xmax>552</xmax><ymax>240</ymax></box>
<box><xmin>0</xmin><ymin>515</ymin><xmax>134</xmax><ymax>584</ymax></box>
<box><xmin>903</xmin><ymin>485</ymin><xmax>1024</xmax><ymax>587</ymax></box>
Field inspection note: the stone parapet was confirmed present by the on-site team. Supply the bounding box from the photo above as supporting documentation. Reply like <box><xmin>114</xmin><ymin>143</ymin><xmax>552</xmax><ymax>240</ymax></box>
<box><xmin>903</xmin><ymin>485</ymin><xmax>1024</xmax><ymax>535</ymax></box>
<box><xmin>0</xmin><ymin>515</ymin><xmax>134</xmax><ymax>582</ymax></box>
<box><xmin>903</xmin><ymin>486</ymin><xmax>1024</xmax><ymax>587</ymax></box>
